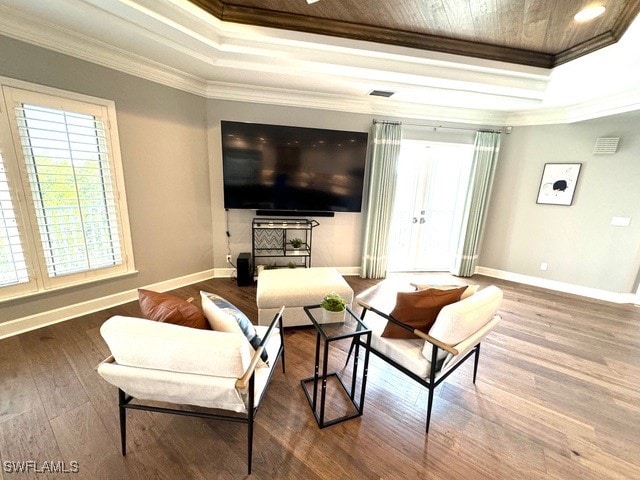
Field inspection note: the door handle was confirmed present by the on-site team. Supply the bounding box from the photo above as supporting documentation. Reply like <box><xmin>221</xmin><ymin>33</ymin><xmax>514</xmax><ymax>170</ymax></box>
<box><xmin>412</xmin><ymin>217</ymin><xmax>418</xmax><ymax>224</ymax></box>
<box><xmin>419</xmin><ymin>217</ymin><xmax>426</xmax><ymax>224</ymax></box>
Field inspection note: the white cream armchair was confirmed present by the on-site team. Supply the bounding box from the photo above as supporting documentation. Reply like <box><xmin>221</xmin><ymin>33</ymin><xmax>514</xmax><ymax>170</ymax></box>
<box><xmin>97</xmin><ymin>307</ymin><xmax>285</xmax><ymax>475</ymax></box>
<box><xmin>354</xmin><ymin>285</ymin><xmax>503</xmax><ymax>432</ymax></box>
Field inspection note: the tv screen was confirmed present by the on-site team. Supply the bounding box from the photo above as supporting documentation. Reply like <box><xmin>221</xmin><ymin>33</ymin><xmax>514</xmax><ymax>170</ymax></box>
<box><xmin>221</xmin><ymin>121</ymin><xmax>368</xmax><ymax>213</ymax></box>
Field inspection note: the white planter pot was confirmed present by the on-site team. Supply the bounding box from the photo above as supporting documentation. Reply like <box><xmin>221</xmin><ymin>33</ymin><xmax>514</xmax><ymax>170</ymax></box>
<box><xmin>321</xmin><ymin>308</ymin><xmax>345</xmax><ymax>324</ymax></box>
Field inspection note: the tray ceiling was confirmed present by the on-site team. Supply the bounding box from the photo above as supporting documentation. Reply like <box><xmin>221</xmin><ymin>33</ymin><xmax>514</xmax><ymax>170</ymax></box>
<box><xmin>0</xmin><ymin>0</ymin><xmax>639</xmax><ymax>125</ymax></box>
<box><xmin>189</xmin><ymin>0</ymin><xmax>640</xmax><ymax>68</ymax></box>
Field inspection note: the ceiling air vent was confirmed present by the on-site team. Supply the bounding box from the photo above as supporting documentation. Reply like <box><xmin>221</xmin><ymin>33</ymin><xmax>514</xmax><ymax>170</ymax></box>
<box><xmin>593</xmin><ymin>136</ymin><xmax>620</xmax><ymax>155</ymax></box>
<box><xmin>369</xmin><ymin>90</ymin><xmax>395</xmax><ymax>98</ymax></box>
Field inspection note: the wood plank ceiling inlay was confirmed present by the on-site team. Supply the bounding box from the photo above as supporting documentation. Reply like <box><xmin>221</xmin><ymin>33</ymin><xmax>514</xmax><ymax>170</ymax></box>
<box><xmin>188</xmin><ymin>0</ymin><xmax>640</xmax><ymax>68</ymax></box>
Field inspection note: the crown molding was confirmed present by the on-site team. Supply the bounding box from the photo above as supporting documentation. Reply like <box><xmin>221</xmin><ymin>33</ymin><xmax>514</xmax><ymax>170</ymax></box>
<box><xmin>505</xmin><ymin>89</ymin><xmax>640</xmax><ymax>126</ymax></box>
<box><xmin>205</xmin><ymin>80</ymin><xmax>509</xmax><ymax>125</ymax></box>
<box><xmin>216</xmin><ymin>2</ymin><xmax>554</xmax><ymax>68</ymax></box>
<box><xmin>0</xmin><ymin>4</ymin><xmax>208</xmax><ymax>97</ymax></box>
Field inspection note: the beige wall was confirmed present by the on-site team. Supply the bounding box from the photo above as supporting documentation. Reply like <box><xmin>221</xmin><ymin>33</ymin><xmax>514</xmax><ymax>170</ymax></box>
<box><xmin>206</xmin><ymin>99</ymin><xmax>373</xmax><ymax>271</ymax></box>
<box><xmin>480</xmin><ymin>111</ymin><xmax>640</xmax><ymax>293</ymax></box>
<box><xmin>0</xmin><ymin>35</ymin><xmax>212</xmax><ymax>323</ymax></box>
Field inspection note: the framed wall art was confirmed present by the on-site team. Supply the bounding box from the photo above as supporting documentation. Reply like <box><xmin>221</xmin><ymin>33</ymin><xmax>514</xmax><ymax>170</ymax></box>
<box><xmin>536</xmin><ymin>163</ymin><xmax>582</xmax><ymax>206</ymax></box>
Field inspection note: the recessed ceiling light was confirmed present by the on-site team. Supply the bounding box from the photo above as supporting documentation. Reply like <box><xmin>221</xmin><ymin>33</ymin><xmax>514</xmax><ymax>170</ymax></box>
<box><xmin>574</xmin><ymin>5</ymin><xmax>606</xmax><ymax>22</ymax></box>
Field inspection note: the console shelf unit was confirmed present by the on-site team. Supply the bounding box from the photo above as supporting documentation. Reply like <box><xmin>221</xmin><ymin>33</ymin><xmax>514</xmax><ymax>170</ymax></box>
<box><xmin>252</xmin><ymin>218</ymin><xmax>319</xmax><ymax>272</ymax></box>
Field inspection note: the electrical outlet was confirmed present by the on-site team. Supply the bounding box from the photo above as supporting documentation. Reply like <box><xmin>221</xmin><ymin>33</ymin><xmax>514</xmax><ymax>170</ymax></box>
<box><xmin>540</xmin><ymin>262</ymin><xmax>548</xmax><ymax>271</ymax></box>
<box><xmin>226</xmin><ymin>254</ymin><xmax>232</xmax><ymax>264</ymax></box>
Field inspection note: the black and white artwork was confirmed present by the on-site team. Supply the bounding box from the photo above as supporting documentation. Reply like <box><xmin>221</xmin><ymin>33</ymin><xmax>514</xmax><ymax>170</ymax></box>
<box><xmin>536</xmin><ymin>163</ymin><xmax>582</xmax><ymax>206</ymax></box>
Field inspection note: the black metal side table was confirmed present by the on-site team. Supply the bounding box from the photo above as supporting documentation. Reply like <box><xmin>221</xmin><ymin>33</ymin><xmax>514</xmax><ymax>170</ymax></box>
<box><xmin>300</xmin><ymin>305</ymin><xmax>371</xmax><ymax>428</ymax></box>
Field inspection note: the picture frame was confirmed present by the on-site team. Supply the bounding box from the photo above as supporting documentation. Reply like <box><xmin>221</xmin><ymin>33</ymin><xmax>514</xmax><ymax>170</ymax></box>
<box><xmin>536</xmin><ymin>163</ymin><xmax>582</xmax><ymax>206</ymax></box>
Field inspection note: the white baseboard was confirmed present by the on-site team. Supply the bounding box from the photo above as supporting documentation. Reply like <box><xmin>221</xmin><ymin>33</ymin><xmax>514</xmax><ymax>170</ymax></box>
<box><xmin>475</xmin><ymin>266</ymin><xmax>639</xmax><ymax>304</ymax></box>
<box><xmin>213</xmin><ymin>266</ymin><xmax>361</xmax><ymax>277</ymax></box>
<box><xmin>0</xmin><ymin>266</ymin><xmax>364</xmax><ymax>339</ymax></box>
<box><xmin>337</xmin><ymin>266</ymin><xmax>361</xmax><ymax>276</ymax></box>
<box><xmin>213</xmin><ymin>267</ymin><xmax>236</xmax><ymax>278</ymax></box>
<box><xmin>0</xmin><ymin>269</ymin><xmax>216</xmax><ymax>340</ymax></box>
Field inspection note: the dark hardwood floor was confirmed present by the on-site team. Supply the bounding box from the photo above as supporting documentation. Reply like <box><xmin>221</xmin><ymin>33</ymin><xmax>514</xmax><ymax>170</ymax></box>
<box><xmin>1</xmin><ymin>273</ymin><xmax>640</xmax><ymax>479</ymax></box>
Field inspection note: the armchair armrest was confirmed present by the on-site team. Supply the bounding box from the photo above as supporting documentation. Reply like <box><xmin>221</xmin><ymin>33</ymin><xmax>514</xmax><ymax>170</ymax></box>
<box><xmin>359</xmin><ymin>302</ymin><xmax>458</xmax><ymax>356</ymax></box>
<box><xmin>235</xmin><ymin>306</ymin><xmax>284</xmax><ymax>389</ymax></box>
<box><xmin>236</xmin><ymin>346</ymin><xmax>265</xmax><ymax>389</ymax></box>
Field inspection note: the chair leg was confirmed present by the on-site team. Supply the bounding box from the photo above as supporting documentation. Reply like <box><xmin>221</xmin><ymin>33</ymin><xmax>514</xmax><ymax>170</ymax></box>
<box><xmin>473</xmin><ymin>344</ymin><xmax>481</xmax><ymax>384</ymax></box>
<box><xmin>344</xmin><ymin>338</ymin><xmax>356</xmax><ymax>367</ymax></box>
<box><xmin>346</xmin><ymin>309</ymin><xmax>368</xmax><ymax>367</ymax></box>
<box><xmin>279</xmin><ymin>317</ymin><xmax>286</xmax><ymax>374</ymax></box>
<box><xmin>426</xmin><ymin>344</ymin><xmax>439</xmax><ymax>433</ymax></box>
<box><xmin>281</xmin><ymin>349</ymin><xmax>286</xmax><ymax>374</ymax></box>
<box><xmin>247</xmin><ymin>375</ymin><xmax>255</xmax><ymax>475</ymax></box>
<box><xmin>247</xmin><ymin>414</ymin><xmax>254</xmax><ymax>475</ymax></box>
<box><xmin>426</xmin><ymin>387</ymin><xmax>435</xmax><ymax>433</ymax></box>
<box><xmin>118</xmin><ymin>389</ymin><xmax>127</xmax><ymax>456</ymax></box>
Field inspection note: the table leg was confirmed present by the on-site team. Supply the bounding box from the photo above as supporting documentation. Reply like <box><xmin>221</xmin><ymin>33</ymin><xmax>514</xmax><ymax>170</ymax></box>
<box><xmin>311</xmin><ymin>330</ymin><xmax>321</xmax><ymax>411</ymax></box>
<box><xmin>350</xmin><ymin>339</ymin><xmax>360</xmax><ymax>399</ymax></box>
<box><xmin>319</xmin><ymin>336</ymin><xmax>330</xmax><ymax>426</ymax></box>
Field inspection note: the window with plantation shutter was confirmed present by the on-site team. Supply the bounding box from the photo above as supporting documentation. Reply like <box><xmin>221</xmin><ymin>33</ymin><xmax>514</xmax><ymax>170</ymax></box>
<box><xmin>15</xmin><ymin>104</ymin><xmax>123</xmax><ymax>277</ymax></box>
<box><xmin>0</xmin><ymin>79</ymin><xmax>135</xmax><ymax>301</ymax></box>
<box><xmin>0</xmin><ymin>154</ymin><xmax>30</xmax><ymax>288</ymax></box>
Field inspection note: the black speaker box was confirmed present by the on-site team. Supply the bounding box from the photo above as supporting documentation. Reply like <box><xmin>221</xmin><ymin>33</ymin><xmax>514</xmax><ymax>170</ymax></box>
<box><xmin>236</xmin><ymin>253</ymin><xmax>252</xmax><ymax>287</ymax></box>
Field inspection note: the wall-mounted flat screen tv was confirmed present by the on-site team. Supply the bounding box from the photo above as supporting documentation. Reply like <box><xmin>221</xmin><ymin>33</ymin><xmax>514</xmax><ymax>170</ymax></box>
<box><xmin>221</xmin><ymin>121</ymin><xmax>368</xmax><ymax>214</ymax></box>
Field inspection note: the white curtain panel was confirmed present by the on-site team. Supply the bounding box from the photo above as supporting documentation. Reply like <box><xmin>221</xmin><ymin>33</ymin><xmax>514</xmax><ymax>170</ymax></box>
<box><xmin>360</xmin><ymin>121</ymin><xmax>402</xmax><ymax>279</ymax></box>
<box><xmin>452</xmin><ymin>131</ymin><xmax>501</xmax><ymax>277</ymax></box>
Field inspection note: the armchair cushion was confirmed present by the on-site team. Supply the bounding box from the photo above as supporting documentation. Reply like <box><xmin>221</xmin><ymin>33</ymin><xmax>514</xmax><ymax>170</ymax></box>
<box><xmin>382</xmin><ymin>286</ymin><xmax>467</xmax><ymax>339</ymax></box>
<box><xmin>100</xmin><ymin>315</ymin><xmax>253</xmax><ymax>378</ymax></box>
<box><xmin>365</xmin><ymin>311</ymin><xmax>432</xmax><ymax>378</ymax></box>
<box><xmin>98</xmin><ymin>318</ymin><xmax>282</xmax><ymax>413</ymax></box>
<box><xmin>138</xmin><ymin>289</ymin><xmax>209</xmax><ymax>330</ymax></box>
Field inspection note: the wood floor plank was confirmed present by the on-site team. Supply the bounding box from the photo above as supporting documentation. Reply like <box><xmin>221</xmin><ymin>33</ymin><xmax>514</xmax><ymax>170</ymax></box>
<box><xmin>18</xmin><ymin>327</ymin><xmax>89</xmax><ymax>421</ymax></box>
<box><xmin>0</xmin><ymin>336</ymin><xmax>40</xmax><ymax>426</ymax></box>
<box><xmin>0</xmin><ymin>405</ymin><xmax>63</xmax><ymax>480</ymax></box>
<box><xmin>49</xmin><ymin>402</ymin><xmax>127</xmax><ymax>479</ymax></box>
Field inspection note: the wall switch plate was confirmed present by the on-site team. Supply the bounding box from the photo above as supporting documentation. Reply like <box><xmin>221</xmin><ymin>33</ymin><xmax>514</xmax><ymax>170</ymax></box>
<box><xmin>610</xmin><ymin>216</ymin><xmax>631</xmax><ymax>227</ymax></box>
<box><xmin>540</xmin><ymin>262</ymin><xmax>548</xmax><ymax>271</ymax></box>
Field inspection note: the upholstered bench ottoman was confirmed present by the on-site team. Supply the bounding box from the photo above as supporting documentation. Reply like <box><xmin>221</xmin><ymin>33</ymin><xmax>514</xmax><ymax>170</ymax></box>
<box><xmin>257</xmin><ymin>267</ymin><xmax>354</xmax><ymax>327</ymax></box>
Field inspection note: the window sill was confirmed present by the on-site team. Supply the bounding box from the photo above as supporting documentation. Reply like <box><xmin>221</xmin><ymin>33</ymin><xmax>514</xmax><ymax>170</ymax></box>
<box><xmin>0</xmin><ymin>269</ymin><xmax>139</xmax><ymax>305</ymax></box>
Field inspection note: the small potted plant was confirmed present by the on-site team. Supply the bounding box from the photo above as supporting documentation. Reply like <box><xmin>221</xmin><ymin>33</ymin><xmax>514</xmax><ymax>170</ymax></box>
<box><xmin>289</xmin><ymin>238</ymin><xmax>304</xmax><ymax>250</ymax></box>
<box><xmin>320</xmin><ymin>292</ymin><xmax>346</xmax><ymax>323</ymax></box>
<box><xmin>287</xmin><ymin>261</ymin><xmax>297</xmax><ymax>268</ymax></box>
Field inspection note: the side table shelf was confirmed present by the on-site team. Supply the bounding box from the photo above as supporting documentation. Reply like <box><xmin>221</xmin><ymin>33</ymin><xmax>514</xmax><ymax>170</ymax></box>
<box><xmin>300</xmin><ymin>305</ymin><xmax>371</xmax><ymax>428</ymax></box>
<box><xmin>252</xmin><ymin>218</ymin><xmax>319</xmax><ymax>273</ymax></box>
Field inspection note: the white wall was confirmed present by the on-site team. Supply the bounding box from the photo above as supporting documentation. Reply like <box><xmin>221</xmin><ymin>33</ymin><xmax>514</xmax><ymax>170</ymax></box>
<box><xmin>206</xmin><ymin>99</ymin><xmax>373</xmax><ymax>272</ymax></box>
<box><xmin>480</xmin><ymin>111</ymin><xmax>640</xmax><ymax>294</ymax></box>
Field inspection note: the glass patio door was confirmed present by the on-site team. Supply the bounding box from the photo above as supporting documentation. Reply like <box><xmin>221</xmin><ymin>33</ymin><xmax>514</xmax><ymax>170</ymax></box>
<box><xmin>387</xmin><ymin>140</ymin><xmax>473</xmax><ymax>272</ymax></box>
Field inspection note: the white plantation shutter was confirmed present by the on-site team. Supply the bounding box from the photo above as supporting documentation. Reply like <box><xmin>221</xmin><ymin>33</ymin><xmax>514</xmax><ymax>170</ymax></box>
<box><xmin>15</xmin><ymin>104</ymin><xmax>123</xmax><ymax>277</ymax></box>
<box><xmin>0</xmin><ymin>154</ymin><xmax>29</xmax><ymax>286</ymax></box>
<box><xmin>0</xmin><ymin>80</ymin><xmax>134</xmax><ymax>301</ymax></box>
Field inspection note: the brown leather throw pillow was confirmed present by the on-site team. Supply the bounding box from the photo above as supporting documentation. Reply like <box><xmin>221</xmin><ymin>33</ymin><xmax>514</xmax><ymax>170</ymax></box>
<box><xmin>381</xmin><ymin>286</ymin><xmax>467</xmax><ymax>339</ymax></box>
<box><xmin>138</xmin><ymin>289</ymin><xmax>210</xmax><ymax>330</ymax></box>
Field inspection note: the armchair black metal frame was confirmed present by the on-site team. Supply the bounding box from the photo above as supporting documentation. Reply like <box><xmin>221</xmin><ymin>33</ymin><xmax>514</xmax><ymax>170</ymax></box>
<box><xmin>350</xmin><ymin>304</ymin><xmax>482</xmax><ymax>433</ymax></box>
<box><xmin>116</xmin><ymin>309</ymin><xmax>285</xmax><ymax>475</ymax></box>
